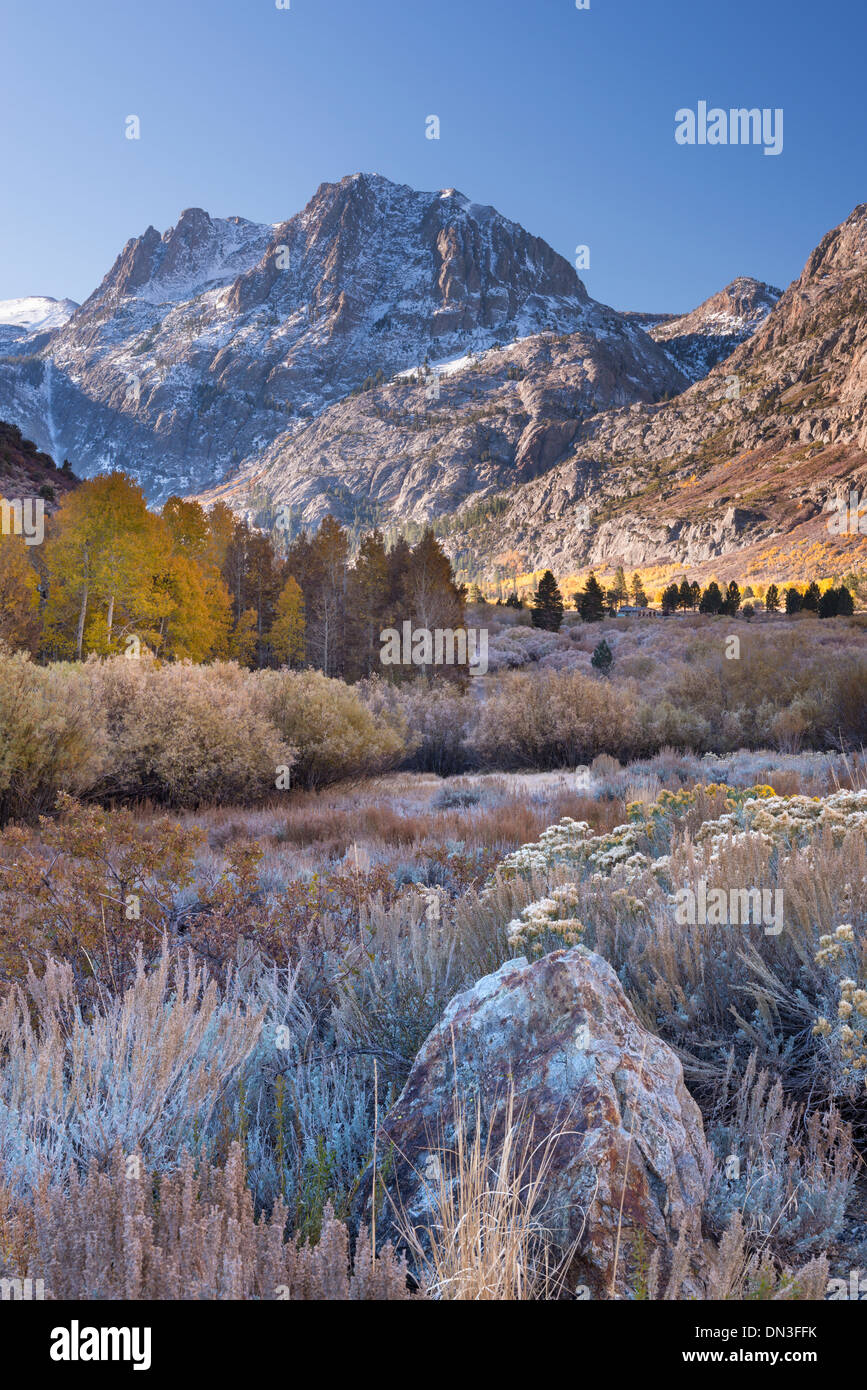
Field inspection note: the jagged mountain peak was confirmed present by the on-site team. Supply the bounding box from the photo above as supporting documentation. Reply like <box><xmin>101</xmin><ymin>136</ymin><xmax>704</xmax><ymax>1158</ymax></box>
<box><xmin>803</xmin><ymin>200</ymin><xmax>867</xmax><ymax>278</ymax></box>
<box><xmin>2</xmin><ymin>180</ymin><xmax>862</xmax><ymax>589</ymax></box>
<box><xmin>0</xmin><ymin>174</ymin><xmax>648</xmax><ymax>501</ymax></box>
<box><xmin>745</xmin><ymin>202</ymin><xmax>867</xmax><ymax>360</ymax></box>
<box><xmin>78</xmin><ymin>208</ymin><xmax>273</xmax><ymax>311</ymax></box>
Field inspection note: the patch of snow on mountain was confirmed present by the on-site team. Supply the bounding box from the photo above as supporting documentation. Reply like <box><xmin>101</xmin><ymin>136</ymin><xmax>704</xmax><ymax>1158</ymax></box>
<box><xmin>0</xmin><ymin>296</ymin><xmax>78</xmax><ymax>331</ymax></box>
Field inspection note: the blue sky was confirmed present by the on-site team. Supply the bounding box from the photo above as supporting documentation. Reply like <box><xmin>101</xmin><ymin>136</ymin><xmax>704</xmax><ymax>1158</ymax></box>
<box><xmin>1</xmin><ymin>0</ymin><xmax>864</xmax><ymax>312</ymax></box>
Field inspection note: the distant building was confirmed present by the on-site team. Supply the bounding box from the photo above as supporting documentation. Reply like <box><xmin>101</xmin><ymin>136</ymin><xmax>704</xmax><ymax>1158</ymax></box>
<box><xmin>616</xmin><ymin>606</ymin><xmax>659</xmax><ymax>617</ymax></box>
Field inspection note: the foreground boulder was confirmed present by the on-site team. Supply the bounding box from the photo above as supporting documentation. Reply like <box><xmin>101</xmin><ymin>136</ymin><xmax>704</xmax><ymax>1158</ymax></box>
<box><xmin>356</xmin><ymin>946</ymin><xmax>712</xmax><ymax>1298</ymax></box>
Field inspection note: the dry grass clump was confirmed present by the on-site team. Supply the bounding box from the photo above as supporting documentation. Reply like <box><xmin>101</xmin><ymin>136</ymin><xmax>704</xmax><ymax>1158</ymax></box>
<box><xmin>257</xmin><ymin>784</ymin><xmax>619</xmax><ymax>858</ymax></box>
<box><xmin>650</xmin><ymin>1214</ymin><xmax>830</xmax><ymax>1301</ymax></box>
<box><xmin>393</xmin><ymin>1089</ymin><xmax>577</xmax><ymax>1300</ymax></box>
<box><xmin>0</xmin><ymin>1143</ymin><xmax>413</xmax><ymax>1300</ymax></box>
<box><xmin>702</xmin><ymin>1053</ymin><xmax>856</xmax><ymax>1260</ymax></box>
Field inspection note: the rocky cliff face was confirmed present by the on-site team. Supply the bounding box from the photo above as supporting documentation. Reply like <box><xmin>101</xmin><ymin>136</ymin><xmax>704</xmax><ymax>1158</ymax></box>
<box><xmin>199</xmin><ymin>298</ymin><xmax>686</xmax><ymax>529</ymax></box>
<box><xmin>0</xmin><ymin>174</ymin><xmax>678</xmax><ymax>504</ymax></box>
<box><xmin>442</xmin><ymin>204</ymin><xmax>867</xmax><ymax>579</ymax></box>
<box><xmin>201</xmin><ymin>204</ymin><xmax>866</xmax><ymax>585</ymax></box>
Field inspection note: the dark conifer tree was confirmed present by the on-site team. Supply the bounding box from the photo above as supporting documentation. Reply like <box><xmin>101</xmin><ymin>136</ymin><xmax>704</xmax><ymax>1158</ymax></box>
<box><xmin>591</xmin><ymin>638</ymin><xmax>613</xmax><ymax>675</ymax></box>
<box><xmin>699</xmin><ymin>581</ymin><xmax>723</xmax><ymax>615</ymax></box>
<box><xmin>818</xmin><ymin>587</ymin><xmax>838</xmax><ymax>619</ymax></box>
<box><xmin>577</xmin><ymin>572</ymin><xmax>605</xmax><ymax>623</ymax></box>
<box><xmin>661</xmin><ymin>583</ymin><xmax>680</xmax><ymax>615</ymax></box>
<box><xmin>785</xmin><ymin>587</ymin><xmax>803</xmax><ymax>615</ymax></box>
<box><xmin>532</xmin><ymin>570</ymin><xmax>565</xmax><ymax>631</ymax></box>
<box><xmin>722</xmin><ymin>581</ymin><xmax>741</xmax><ymax>616</ymax></box>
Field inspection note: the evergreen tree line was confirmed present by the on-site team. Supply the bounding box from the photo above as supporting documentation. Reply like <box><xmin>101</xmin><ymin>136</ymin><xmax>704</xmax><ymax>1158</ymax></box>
<box><xmin>529</xmin><ymin>567</ymin><xmax>650</xmax><ymax>631</ymax></box>
<box><xmin>519</xmin><ymin>566</ymin><xmax>856</xmax><ymax>632</ymax></box>
<box><xmin>662</xmin><ymin>577</ymin><xmax>854</xmax><ymax>618</ymax></box>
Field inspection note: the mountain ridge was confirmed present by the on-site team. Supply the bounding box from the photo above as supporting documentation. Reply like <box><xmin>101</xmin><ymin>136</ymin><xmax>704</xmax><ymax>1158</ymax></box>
<box><xmin>1</xmin><ymin>174</ymin><xmax>622</xmax><ymax>502</ymax></box>
<box><xmin>440</xmin><ymin>203</ymin><xmax>867</xmax><ymax>582</ymax></box>
<box><xmin>1</xmin><ymin>179</ymin><xmax>864</xmax><ymax>587</ymax></box>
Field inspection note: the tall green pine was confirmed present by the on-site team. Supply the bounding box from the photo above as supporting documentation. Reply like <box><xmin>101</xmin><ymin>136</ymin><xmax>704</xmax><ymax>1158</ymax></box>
<box><xmin>577</xmin><ymin>572</ymin><xmax>605</xmax><ymax>623</ymax></box>
<box><xmin>531</xmin><ymin>570</ymin><xmax>564</xmax><ymax>631</ymax></box>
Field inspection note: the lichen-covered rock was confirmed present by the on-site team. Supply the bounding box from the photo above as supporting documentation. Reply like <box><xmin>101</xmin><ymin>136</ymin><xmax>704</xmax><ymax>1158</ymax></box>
<box><xmin>357</xmin><ymin>945</ymin><xmax>712</xmax><ymax>1299</ymax></box>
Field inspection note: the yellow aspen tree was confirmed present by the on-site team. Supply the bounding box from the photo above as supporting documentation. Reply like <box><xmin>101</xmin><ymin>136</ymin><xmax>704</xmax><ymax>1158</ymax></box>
<box><xmin>0</xmin><ymin>532</ymin><xmax>41</xmax><ymax>651</ymax></box>
<box><xmin>269</xmin><ymin>575</ymin><xmax>306</xmax><ymax>667</ymax></box>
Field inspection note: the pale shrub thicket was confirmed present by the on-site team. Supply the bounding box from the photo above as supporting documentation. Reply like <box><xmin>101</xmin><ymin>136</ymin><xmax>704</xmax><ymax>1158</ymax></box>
<box><xmin>359</xmin><ymin>675</ymin><xmax>470</xmax><ymax>775</ymax></box>
<box><xmin>87</xmin><ymin>657</ymin><xmax>293</xmax><ymax>806</ymax></box>
<box><xmin>483</xmin><ymin>624</ymin><xmax>563</xmax><ymax>672</ymax></box>
<box><xmin>0</xmin><ymin>648</ymin><xmax>106</xmax><ymax>825</ymax></box>
<box><xmin>0</xmin><ymin>651</ymin><xmax>411</xmax><ymax>815</ymax></box>
<box><xmin>1</xmin><ymin>624</ymin><xmax>865</xmax><ymax>817</ymax></box>
<box><xmin>0</xmin><ymin>942</ymin><xmax>414</xmax><ymax>1297</ymax></box>
<box><xmin>255</xmin><ymin>668</ymin><xmax>405</xmax><ymax>788</ymax></box>
<box><xmin>465</xmin><ymin>623</ymin><xmax>867</xmax><ymax>767</ymax></box>
<box><xmin>0</xmin><ymin>949</ymin><xmax>265</xmax><ymax>1191</ymax></box>
<box><xmin>472</xmin><ymin>669</ymin><xmax>646</xmax><ymax>768</ymax></box>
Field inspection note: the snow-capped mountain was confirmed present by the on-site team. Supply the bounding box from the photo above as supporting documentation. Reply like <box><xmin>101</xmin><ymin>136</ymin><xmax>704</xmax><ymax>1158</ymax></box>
<box><xmin>0</xmin><ymin>296</ymin><xmax>79</xmax><ymax>332</ymax></box>
<box><xmin>647</xmin><ymin>277</ymin><xmax>782</xmax><ymax>380</ymax></box>
<box><xmin>0</xmin><ymin>296</ymin><xmax>79</xmax><ymax>356</ymax></box>
<box><xmin>0</xmin><ymin>174</ymin><xmax>685</xmax><ymax>503</ymax></box>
